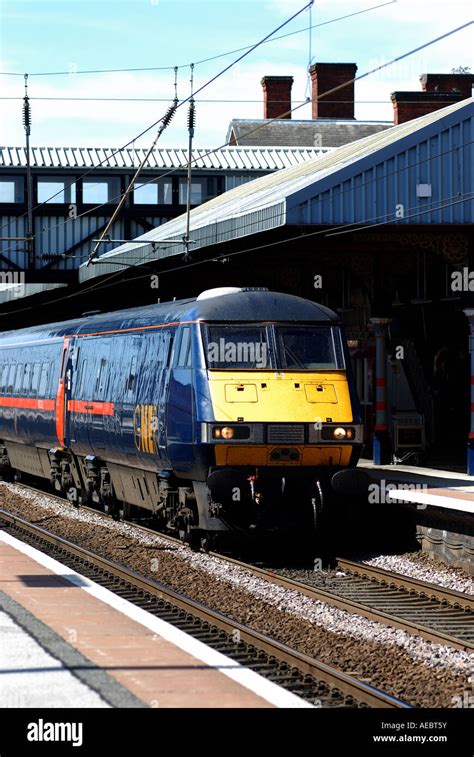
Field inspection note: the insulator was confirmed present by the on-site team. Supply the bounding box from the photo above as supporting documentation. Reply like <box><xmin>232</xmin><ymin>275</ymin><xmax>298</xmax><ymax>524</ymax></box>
<box><xmin>41</xmin><ymin>253</ymin><xmax>64</xmax><ymax>261</ymax></box>
<box><xmin>187</xmin><ymin>101</ymin><xmax>195</xmax><ymax>131</ymax></box>
<box><xmin>162</xmin><ymin>103</ymin><xmax>177</xmax><ymax>128</ymax></box>
<box><xmin>22</xmin><ymin>97</ymin><xmax>31</xmax><ymax>131</ymax></box>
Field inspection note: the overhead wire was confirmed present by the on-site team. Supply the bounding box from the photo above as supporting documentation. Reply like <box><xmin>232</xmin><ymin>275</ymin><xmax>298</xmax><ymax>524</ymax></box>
<box><xmin>85</xmin><ymin>1</ymin><xmax>314</xmax><ymax>265</ymax></box>
<box><xmin>1</xmin><ymin>13</ymin><xmax>473</xmax><ymax>309</ymax></box>
<box><xmin>2</xmin><ymin>14</ymin><xmax>471</xmax><ymax>237</ymax></box>
<box><xmin>0</xmin><ymin>1</ymin><xmax>397</xmax><ymax>78</ymax></box>
<box><xmin>0</xmin><ymin>1</ymin><xmax>314</xmax><ymax>235</ymax></box>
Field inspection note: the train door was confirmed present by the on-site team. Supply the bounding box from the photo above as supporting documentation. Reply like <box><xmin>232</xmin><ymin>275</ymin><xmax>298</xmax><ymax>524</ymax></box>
<box><xmin>55</xmin><ymin>336</ymin><xmax>75</xmax><ymax>448</ymax></box>
<box><xmin>122</xmin><ymin>335</ymin><xmax>142</xmax><ymax>460</ymax></box>
<box><xmin>166</xmin><ymin>326</ymin><xmax>194</xmax><ymax>471</ymax></box>
<box><xmin>88</xmin><ymin>338</ymin><xmax>112</xmax><ymax>453</ymax></box>
<box><xmin>156</xmin><ymin>329</ymin><xmax>173</xmax><ymax>466</ymax></box>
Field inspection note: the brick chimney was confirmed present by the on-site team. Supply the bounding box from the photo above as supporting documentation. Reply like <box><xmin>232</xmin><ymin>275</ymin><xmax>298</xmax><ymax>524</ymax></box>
<box><xmin>309</xmin><ymin>63</ymin><xmax>357</xmax><ymax>119</ymax></box>
<box><xmin>261</xmin><ymin>76</ymin><xmax>293</xmax><ymax>119</ymax></box>
<box><xmin>420</xmin><ymin>72</ymin><xmax>474</xmax><ymax>99</ymax></box>
<box><xmin>391</xmin><ymin>91</ymin><xmax>464</xmax><ymax>125</ymax></box>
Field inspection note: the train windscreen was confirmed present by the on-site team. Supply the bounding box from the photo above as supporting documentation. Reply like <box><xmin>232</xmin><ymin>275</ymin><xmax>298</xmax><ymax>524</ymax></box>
<box><xmin>203</xmin><ymin>324</ymin><xmax>344</xmax><ymax>371</ymax></box>
<box><xmin>275</xmin><ymin>326</ymin><xmax>344</xmax><ymax>370</ymax></box>
<box><xmin>205</xmin><ymin>325</ymin><xmax>269</xmax><ymax>369</ymax></box>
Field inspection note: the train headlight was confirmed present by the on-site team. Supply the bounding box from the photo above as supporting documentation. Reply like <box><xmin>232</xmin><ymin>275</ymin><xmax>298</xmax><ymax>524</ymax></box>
<box><xmin>320</xmin><ymin>425</ymin><xmax>357</xmax><ymax>441</ymax></box>
<box><xmin>212</xmin><ymin>425</ymin><xmax>250</xmax><ymax>440</ymax></box>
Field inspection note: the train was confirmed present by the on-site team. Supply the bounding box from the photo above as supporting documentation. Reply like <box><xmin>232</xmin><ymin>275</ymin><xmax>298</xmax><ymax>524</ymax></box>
<box><xmin>0</xmin><ymin>287</ymin><xmax>363</xmax><ymax>548</ymax></box>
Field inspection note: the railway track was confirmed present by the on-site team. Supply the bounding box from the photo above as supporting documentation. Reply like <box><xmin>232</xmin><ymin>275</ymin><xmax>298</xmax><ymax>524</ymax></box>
<box><xmin>3</xmin><ymin>481</ymin><xmax>473</xmax><ymax>654</ymax></box>
<box><xmin>0</xmin><ymin>507</ymin><xmax>409</xmax><ymax>709</ymax></box>
<box><xmin>224</xmin><ymin>556</ymin><xmax>474</xmax><ymax>653</ymax></box>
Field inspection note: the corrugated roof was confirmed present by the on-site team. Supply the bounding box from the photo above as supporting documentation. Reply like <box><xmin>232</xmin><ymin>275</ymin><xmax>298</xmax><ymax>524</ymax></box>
<box><xmin>0</xmin><ymin>145</ymin><xmax>330</xmax><ymax>171</ymax></box>
<box><xmin>227</xmin><ymin>118</ymin><xmax>392</xmax><ymax>148</ymax></box>
<box><xmin>80</xmin><ymin>98</ymin><xmax>474</xmax><ymax>282</ymax></box>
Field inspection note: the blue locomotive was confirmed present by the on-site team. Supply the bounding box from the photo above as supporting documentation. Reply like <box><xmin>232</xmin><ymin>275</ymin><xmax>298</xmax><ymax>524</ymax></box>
<box><xmin>0</xmin><ymin>287</ymin><xmax>363</xmax><ymax>546</ymax></box>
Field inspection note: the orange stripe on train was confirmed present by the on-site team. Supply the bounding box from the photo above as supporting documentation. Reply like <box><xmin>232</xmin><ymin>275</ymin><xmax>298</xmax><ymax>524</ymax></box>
<box><xmin>0</xmin><ymin>397</ymin><xmax>55</xmax><ymax>410</ymax></box>
<box><xmin>0</xmin><ymin>396</ymin><xmax>114</xmax><ymax>416</ymax></box>
<box><xmin>67</xmin><ymin>400</ymin><xmax>114</xmax><ymax>416</ymax></box>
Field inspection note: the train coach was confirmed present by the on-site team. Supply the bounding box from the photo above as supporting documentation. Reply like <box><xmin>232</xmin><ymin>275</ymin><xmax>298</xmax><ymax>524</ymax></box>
<box><xmin>0</xmin><ymin>287</ymin><xmax>363</xmax><ymax>547</ymax></box>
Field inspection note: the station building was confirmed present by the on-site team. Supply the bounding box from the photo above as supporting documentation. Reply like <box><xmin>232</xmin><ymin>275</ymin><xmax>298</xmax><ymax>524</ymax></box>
<box><xmin>77</xmin><ymin>96</ymin><xmax>474</xmax><ymax>470</ymax></box>
<box><xmin>0</xmin><ymin>65</ymin><xmax>473</xmax><ymax>470</ymax></box>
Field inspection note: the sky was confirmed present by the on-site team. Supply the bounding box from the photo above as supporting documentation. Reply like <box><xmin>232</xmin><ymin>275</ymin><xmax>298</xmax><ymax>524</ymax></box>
<box><xmin>0</xmin><ymin>0</ymin><xmax>472</xmax><ymax>150</ymax></box>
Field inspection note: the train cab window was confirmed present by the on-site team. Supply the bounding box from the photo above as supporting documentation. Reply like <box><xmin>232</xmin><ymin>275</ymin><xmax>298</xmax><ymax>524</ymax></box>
<box><xmin>275</xmin><ymin>326</ymin><xmax>344</xmax><ymax>370</ymax></box>
<box><xmin>176</xmin><ymin>328</ymin><xmax>192</xmax><ymax>368</ymax></box>
<box><xmin>31</xmin><ymin>363</ymin><xmax>41</xmax><ymax>396</ymax></box>
<box><xmin>39</xmin><ymin>363</ymin><xmax>50</xmax><ymax>396</ymax></box>
<box><xmin>204</xmin><ymin>325</ymin><xmax>269</xmax><ymax>370</ymax></box>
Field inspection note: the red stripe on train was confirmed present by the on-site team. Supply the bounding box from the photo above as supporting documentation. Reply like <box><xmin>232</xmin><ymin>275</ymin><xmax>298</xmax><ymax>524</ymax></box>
<box><xmin>68</xmin><ymin>400</ymin><xmax>115</xmax><ymax>416</ymax></box>
<box><xmin>0</xmin><ymin>396</ymin><xmax>114</xmax><ymax>416</ymax></box>
<box><xmin>0</xmin><ymin>397</ymin><xmax>55</xmax><ymax>410</ymax></box>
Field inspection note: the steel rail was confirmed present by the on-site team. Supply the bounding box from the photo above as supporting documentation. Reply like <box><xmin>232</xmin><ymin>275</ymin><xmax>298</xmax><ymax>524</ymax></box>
<box><xmin>3</xmin><ymin>482</ymin><xmax>472</xmax><ymax>651</ymax></box>
<box><xmin>0</xmin><ymin>508</ymin><xmax>409</xmax><ymax>709</ymax></box>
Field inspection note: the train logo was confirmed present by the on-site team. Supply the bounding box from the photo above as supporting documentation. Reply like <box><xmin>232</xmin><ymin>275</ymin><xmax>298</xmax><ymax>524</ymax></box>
<box><xmin>133</xmin><ymin>404</ymin><xmax>158</xmax><ymax>454</ymax></box>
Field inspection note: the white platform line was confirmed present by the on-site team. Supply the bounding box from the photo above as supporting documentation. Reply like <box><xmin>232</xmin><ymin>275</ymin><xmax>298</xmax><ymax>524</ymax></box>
<box><xmin>387</xmin><ymin>490</ymin><xmax>474</xmax><ymax>514</ymax></box>
<box><xmin>0</xmin><ymin>530</ymin><xmax>312</xmax><ymax>709</ymax></box>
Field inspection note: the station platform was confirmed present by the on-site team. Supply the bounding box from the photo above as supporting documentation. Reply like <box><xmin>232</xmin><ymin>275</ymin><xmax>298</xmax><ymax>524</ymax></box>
<box><xmin>357</xmin><ymin>459</ymin><xmax>474</xmax><ymax>574</ymax></box>
<box><xmin>0</xmin><ymin>529</ymin><xmax>307</xmax><ymax>709</ymax></box>
<box><xmin>358</xmin><ymin>459</ymin><xmax>474</xmax><ymax>514</ymax></box>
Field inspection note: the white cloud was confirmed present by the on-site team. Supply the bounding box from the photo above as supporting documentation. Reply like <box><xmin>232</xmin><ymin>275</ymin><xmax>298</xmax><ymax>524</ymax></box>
<box><xmin>0</xmin><ymin>0</ymin><xmax>472</xmax><ymax>150</ymax></box>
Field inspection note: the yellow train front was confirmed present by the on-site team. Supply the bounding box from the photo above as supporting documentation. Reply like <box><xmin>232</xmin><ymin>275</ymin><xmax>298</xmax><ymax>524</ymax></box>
<box><xmin>191</xmin><ymin>288</ymin><xmax>363</xmax><ymax>540</ymax></box>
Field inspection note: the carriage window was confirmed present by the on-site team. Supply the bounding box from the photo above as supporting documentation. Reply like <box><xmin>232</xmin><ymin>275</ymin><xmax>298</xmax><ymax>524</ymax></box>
<box><xmin>14</xmin><ymin>364</ymin><xmax>23</xmax><ymax>394</ymax></box>
<box><xmin>95</xmin><ymin>357</ymin><xmax>108</xmax><ymax>397</ymax></box>
<box><xmin>22</xmin><ymin>363</ymin><xmax>32</xmax><ymax>393</ymax></box>
<box><xmin>39</xmin><ymin>363</ymin><xmax>50</xmax><ymax>396</ymax></box>
<box><xmin>31</xmin><ymin>363</ymin><xmax>41</xmax><ymax>396</ymax></box>
<box><xmin>126</xmin><ymin>355</ymin><xmax>137</xmax><ymax>393</ymax></box>
<box><xmin>0</xmin><ymin>364</ymin><xmax>7</xmax><ymax>391</ymax></box>
<box><xmin>176</xmin><ymin>328</ymin><xmax>192</xmax><ymax>368</ymax></box>
<box><xmin>7</xmin><ymin>364</ymin><xmax>16</xmax><ymax>394</ymax></box>
<box><xmin>78</xmin><ymin>359</ymin><xmax>88</xmax><ymax>396</ymax></box>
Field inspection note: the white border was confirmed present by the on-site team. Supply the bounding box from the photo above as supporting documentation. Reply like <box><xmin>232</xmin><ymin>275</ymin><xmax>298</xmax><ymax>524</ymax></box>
<box><xmin>0</xmin><ymin>530</ymin><xmax>312</xmax><ymax>709</ymax></box>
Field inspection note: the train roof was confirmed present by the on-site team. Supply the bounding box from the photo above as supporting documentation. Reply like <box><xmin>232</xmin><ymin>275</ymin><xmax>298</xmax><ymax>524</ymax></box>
<box><xmin>0</xmin><ymin>289</ymin><xmax>339</xmax><ymax>344</ymax></box>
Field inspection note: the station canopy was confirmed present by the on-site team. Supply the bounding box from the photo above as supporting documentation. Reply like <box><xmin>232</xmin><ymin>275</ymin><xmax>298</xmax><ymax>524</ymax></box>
<box><xmin>80</xmin><ymin>97</ymin><xmax>474</xmax><ymax>283</ymax></box>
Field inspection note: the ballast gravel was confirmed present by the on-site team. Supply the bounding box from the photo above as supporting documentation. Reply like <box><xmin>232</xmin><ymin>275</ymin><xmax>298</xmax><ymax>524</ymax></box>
<box><xmin>1</xmin><ymin>481</ymin><xmax>473</xmax><ymax>708</ymax></box>
<box><xmin>361</xmin><ymin>552</ymin><xmax>474</xmax><ymax>595</ymax></box>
